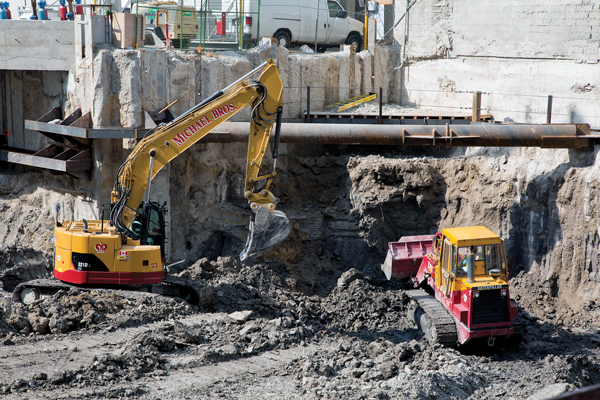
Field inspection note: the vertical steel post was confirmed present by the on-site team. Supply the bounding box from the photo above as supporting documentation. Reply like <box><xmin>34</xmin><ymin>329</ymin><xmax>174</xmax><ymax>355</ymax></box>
<box><xmin>363</xmin><ymin>1</ymin><xmax>368</xmax><ymax>51</ymax></box>
<box><xmin>547</xmin><ymin>95</ymin><xmax>553</xmax><ymax>124</ymax></box>
<box><xmin>256</xmin><ymin>0</ymin><xmax>261</xmax><ymax>46</ymax></box>
<box><xmin>378</xmin><ymin>87</ymin><xmax>383</xmax><ymax>124</ymax></box>
<box><xmin>307</xmin><ymin>86</ymin><xmax>311</xmax><ymax>123</ymax></box>
<box><xmin>472</xmin><ymin>91</ymin><xmax>481</xmax><ymax>122</ymax></box>
<box><xmin>134</xmin><ymin>0</ymin><xmax>139</xmax><ymax>48</ymax></box>
<box><xmin>314</xmin><ymin>0</ymin><xmax>319</xmax><ymax>51</ymax></box>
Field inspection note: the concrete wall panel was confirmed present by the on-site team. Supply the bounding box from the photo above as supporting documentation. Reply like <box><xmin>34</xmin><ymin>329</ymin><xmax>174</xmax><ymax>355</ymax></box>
<box><xmin>395</xmin><ymin>0</ymin><xmax>600</xmax><ymax>127</ymax></box>
<box><xmin>402</xmin><ymin>47</ymin><xmax>600</xmax><ymax>127</ymax></box>
<box><xmin>399</xmin><ymin>0</ymin><xmax>600</xmax><ymax>63</ymax></box>
<box><xmin>0</xmin><ymin>21</ymin><xmax>76</xmax><ymax>71</ymax></box>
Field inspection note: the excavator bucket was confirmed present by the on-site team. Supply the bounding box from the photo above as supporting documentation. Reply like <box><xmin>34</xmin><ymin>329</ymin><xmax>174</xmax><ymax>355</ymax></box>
<box><xmin>240</xmin><ymin>205</ymin><xmax>291</xmax><ymax>261</ymax></box>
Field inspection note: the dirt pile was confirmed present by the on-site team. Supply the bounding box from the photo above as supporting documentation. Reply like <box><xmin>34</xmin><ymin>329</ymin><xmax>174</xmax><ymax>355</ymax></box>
<box><xmin>1</xmin><ymin>289</ymin><xmax>197</xmax><ymax>337</ymax></box>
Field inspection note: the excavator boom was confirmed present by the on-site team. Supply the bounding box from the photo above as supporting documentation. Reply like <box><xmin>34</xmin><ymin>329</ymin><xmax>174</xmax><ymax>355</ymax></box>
<box><xmin>110</xmin><ymin>59</ymin><xmax>289</xmax><ymax>260</ymax></box>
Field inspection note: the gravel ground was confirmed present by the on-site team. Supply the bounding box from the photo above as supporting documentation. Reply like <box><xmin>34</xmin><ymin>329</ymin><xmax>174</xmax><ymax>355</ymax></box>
<box><xmin>1</xmin><ymin>257</ymin><xmax>599</xmax><ymax>399</ymax></box>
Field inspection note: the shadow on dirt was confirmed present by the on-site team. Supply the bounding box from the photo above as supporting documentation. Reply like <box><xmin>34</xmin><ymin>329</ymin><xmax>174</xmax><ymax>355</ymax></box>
<box><xmin>0</xmin><ymin>247</ymin><xmax>51</xmax><ymax>291</ymax></box>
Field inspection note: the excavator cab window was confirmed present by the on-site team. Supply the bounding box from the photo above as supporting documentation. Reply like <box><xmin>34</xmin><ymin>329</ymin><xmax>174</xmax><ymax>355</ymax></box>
<box><xmin>131</xmin><ymin>201</ymin><xmax>167</xmax><ymax>258</ymax></box>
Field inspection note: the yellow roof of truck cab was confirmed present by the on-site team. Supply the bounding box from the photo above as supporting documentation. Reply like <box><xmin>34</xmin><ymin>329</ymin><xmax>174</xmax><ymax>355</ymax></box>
<box><xmin>442</xmin><ymin>226</ymin><xmax>503</xmax><ymax>246</ymax></box>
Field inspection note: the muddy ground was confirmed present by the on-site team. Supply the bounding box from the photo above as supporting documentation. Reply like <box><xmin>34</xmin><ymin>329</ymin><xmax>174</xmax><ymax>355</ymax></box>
<box><xmin>0</xmin><ymin>258</ymin><xmax>599</xmax><ymax>400</ymax></box>
<box><xmin>2</xmin><ymin>124</ymin><xmax>600</xmax><ymax>398</ymax></box>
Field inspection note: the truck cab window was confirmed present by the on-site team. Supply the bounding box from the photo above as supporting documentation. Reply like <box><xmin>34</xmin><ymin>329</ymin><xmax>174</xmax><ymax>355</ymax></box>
<box><xmin>328</xmin><ymin>1</ymin><xmax>346</xmax><ymax>18</ymax></box>
<box><xmin>456</xmin><ymin>244</ymin><xmax>506</xmax><ymax>277</ymax></box>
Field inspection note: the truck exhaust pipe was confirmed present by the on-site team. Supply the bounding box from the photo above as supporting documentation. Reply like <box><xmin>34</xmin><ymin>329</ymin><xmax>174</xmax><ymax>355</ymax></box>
<box><xmin>467</xmin><ymin>246</ymin><xmax>476</xmax><ymax>283</ymax></box>
<box><xmin>239</xmin><ymin>205</ymin><xmax>291</xmax><ymax>261</ymax></box>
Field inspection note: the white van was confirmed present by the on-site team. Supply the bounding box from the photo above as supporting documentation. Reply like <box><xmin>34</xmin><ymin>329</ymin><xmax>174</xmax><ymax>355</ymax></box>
<box><xmin>242</xmin><ymin>0</ymin><xmax>364</xmax><ymax>52</ymax></box>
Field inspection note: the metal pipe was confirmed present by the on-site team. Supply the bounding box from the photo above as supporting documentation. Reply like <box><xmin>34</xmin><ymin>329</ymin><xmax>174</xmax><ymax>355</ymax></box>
<box><xmin>208</xmin><ymin>122</ymin><xmax>595</xmax><ymax>149</ymax></box>
<box><xmin>146</xmin><ymin>150</ymin><xmax>156</xmax><ymax>203</ymax></box>
<box><xmin>467</xmin><ymin>249</ymin><xmax>475</xmax><ymax>283</ymax></box>
<box><xmin>314</xmin><ymin>0</ymin><xmax>320</xmax><ymax>52</ymax></box>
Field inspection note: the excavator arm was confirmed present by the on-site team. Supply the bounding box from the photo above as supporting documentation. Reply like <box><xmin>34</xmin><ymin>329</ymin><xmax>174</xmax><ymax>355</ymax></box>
<box><xmin>109</xmin><ymin>59</ymin><xmax>289</xmax><ymax>260</ymax></box>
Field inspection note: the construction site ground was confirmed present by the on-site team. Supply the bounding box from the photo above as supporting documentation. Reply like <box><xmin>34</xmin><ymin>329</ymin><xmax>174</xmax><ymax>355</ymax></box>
<box><xmin>2</xmin><ymin>104</ymin><xmax>600</xmax><ymax>399</ymax></box>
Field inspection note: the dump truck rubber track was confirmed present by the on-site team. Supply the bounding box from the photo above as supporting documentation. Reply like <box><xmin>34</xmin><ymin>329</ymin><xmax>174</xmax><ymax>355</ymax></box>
<box><xmin>407</xmin><ymin>289</ymin><xmax>458</xmax><ymax>347</ymax></box>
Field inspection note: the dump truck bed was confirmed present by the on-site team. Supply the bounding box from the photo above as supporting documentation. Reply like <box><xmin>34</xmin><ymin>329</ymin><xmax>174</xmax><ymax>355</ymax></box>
<box><xmin>381</xmin><ymin>234</ymin><xmax>436</xmax><ymax>280</ymax></box>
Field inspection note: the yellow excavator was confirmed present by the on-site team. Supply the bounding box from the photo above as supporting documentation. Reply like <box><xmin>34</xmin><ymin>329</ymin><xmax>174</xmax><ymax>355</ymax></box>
<box><xmin>15</xmin><ymin>59</ymin><xmax>290</xmax><ymax>305</ymax></box>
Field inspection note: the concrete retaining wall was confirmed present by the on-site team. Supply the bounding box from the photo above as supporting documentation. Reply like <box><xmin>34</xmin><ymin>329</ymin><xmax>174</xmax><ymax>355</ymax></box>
<box><xmin>0</xmin><ymin>21</ymin><xmax>76</xmax><ymax>71</ymax></box>
<box><xmin>78</xmin><ymin>43</ymin><xmax>402</xmax><ymax>126</ymax></box>
<box><xmin>395</xmin><ymin>0</ymin><xmax>600</xmax><ymax>127</ymax></box>
<box><xmin>0</xmin><ymin>70</ymin><xmax>69</xmax><ymax>152</ymax></box>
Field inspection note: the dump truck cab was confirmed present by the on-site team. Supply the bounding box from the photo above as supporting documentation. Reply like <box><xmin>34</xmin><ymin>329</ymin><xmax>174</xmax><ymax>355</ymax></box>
<box><xmin>430</xmin><ymin>227</ymin><xmax>517</xmax><ymax>344</ymax></box>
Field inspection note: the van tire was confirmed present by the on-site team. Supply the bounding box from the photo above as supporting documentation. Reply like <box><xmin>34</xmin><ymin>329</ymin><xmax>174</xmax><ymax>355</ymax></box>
<box><xmin>274</xmin><ymin>30</ymin><xmax>292</xmax><ymax>49</ymax></box>
<box><xmin>345</xmin><ymin>33</ymin><xmax>362</xmax><ymax>52</ymax></box>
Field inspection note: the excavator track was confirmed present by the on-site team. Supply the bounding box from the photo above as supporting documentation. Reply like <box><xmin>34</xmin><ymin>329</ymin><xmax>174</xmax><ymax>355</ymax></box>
<box><xmin>12</xmin><ymin>277</ymin><xmax>214</xmax><ymax>310</ymax></box>
<box><xmin>407</xmin><ymin>289</ymin><xmax>458</xmax><ymax>347</ymax></box>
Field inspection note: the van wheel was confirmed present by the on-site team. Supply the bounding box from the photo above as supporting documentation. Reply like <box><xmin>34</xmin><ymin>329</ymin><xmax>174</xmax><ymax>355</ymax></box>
<box><xmin>345</xmin><ymin>33</ymin><xmax>362</xmax><ymax>52</ymax></box>
<box><xmin>274</xmin><ymin>30</ymin><xmax>291</xmax><ymax>49</ymax></box>
<box><xmin>317</xmin><ymin>45</ymin><xmax>327</xmax><ymax>53</ymax></box>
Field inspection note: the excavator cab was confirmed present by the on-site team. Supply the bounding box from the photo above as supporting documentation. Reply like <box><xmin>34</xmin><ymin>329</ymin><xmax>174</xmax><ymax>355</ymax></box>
<box><xmin>131</xmin><ymin>201</ymin><xmax>167</xmax><ymax>259</ymax></box>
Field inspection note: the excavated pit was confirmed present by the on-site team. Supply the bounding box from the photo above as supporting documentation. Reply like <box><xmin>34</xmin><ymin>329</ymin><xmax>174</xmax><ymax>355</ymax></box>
<box><xmin>2</xmin><ymin>141</ymin><xmax>600</xmax><ymax>398</ymax></box>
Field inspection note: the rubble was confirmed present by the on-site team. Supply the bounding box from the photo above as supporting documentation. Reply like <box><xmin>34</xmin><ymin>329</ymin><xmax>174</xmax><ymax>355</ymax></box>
<box><xmin>2</xmin><ymin>147</ymin><xmax>600</xmax><ymax>398</ymax></box>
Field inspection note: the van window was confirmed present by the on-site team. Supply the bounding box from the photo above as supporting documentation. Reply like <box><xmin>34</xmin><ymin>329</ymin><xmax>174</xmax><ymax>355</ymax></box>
<box><xmin>328</xmin><ymin>1</ymin><xmax>346</xmax><ymax>18</ymax></box>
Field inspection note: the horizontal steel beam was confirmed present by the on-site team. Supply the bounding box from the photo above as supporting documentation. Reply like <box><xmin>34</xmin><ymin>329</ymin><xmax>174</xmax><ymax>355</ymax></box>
<box><xmin>303</xmin><ymin>111</ymin><xmax>492</xmax><ymax>125</ymax></box>
<box><xmin>207</xmin><ymin>122</ymin><xmax>596</xmax><ymax>149</ymax></box>
<box><xmin>25</xmin><ymin>120</ymin><xmax>143</xmax><ymax>139</ymax></box>
<box><xmin>0</xmin><ymin>149</ymin><xmax>93</xmax><ymax>173</ymax></box>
